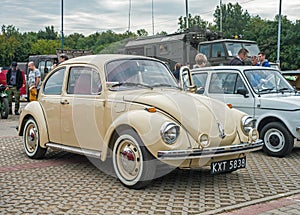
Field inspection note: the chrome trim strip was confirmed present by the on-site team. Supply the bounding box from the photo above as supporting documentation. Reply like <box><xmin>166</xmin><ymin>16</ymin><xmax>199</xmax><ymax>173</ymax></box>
<box><xmin>157</xmin><ymin>140</ymin><xmax>263</xmax><ymax>160</ymax></box>
<box><xmin>46</xmin><ymin>143</ymin><xmax>101</xmax><ymax>159</ymax></box>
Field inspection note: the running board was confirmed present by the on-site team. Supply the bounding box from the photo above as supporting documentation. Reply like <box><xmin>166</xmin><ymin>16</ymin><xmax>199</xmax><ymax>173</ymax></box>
<box><xmin>46</xmin><ymin>143</ymin><xmax>101</xmax><ymax>159</ymax></box>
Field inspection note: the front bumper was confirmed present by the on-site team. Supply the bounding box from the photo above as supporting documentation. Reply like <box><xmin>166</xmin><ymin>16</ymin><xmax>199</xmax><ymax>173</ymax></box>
<box><xmin>157</xmin><ymin>140</ymin><xmax>263</xmax><ymax>160</ymax></box>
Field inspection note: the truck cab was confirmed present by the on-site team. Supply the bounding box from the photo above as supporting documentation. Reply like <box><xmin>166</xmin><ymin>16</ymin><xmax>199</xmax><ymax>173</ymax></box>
<box><xmin>198</xmin><ymin>39</ymin><xmax>260</xmax><ymax>66</ymax></box>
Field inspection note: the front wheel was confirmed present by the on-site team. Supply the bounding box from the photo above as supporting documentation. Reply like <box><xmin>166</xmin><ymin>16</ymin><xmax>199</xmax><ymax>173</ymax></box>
<box><xmin>0</xmin><ymin>97</ymin><xmax>9</xmax><ymax>119</ymax></box>
<box><xmin>23</xmin><ymin>118</ymin><xmax>47</xmax><ymax>159</ymax></box>
<box><xmin>112</xmin><ymin>129</ymin><xmax>156</xmax><ymax>189</ymax></box>
<box><xmin>260</xmin><ymin>122</ymin><xmax>294</xmax><ymax>157</ymax></box>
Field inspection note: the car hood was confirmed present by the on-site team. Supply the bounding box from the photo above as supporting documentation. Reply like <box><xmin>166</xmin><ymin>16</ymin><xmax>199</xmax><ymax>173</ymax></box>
<box><xmin>260</xmin><ymin>94</ymin><xmax>300</xmax><ymax>110</ymax></box>
<box><xmin>122</xmin><ymin>89</ymin><xmax>239</xmax><ymax>146</ymax></box>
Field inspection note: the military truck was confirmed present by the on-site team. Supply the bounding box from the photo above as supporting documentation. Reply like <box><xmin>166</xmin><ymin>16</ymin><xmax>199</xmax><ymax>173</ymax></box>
<box><xmin>123</xmin><ymin>28</ymin><xmax>260</xmax><ymax>68</ymax></box>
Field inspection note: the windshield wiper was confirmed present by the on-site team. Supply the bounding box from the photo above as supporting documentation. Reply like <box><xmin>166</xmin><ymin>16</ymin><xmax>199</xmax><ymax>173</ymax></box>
<box><xmin>111</xmin><ymin>82</ymin><xmax>153</xmax><ymax>89</ymax></box>
<box><xmin>151</xmin><ymin>83</ymin><xmax>182</xmax><ymax>90</ymax></box>
<box><xmin>277</xmin><ymin>87</ymin><xmax>295</xmax><ymax>93</ymax></box>
<box><xmin>258</xmin><ymin>87</ymin><xmax>274</xmax><ymax>93</ymax></box>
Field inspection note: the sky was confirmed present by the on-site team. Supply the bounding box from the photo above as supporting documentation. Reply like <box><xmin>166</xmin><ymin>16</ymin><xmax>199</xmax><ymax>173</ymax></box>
<box><xmin>0</xmin><ymin>0</ymin><xmax>299</xmax><ymax>36</ymax></box>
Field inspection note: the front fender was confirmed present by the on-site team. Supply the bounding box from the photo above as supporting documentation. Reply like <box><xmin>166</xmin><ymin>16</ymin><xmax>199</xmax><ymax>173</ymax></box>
<box><xmin>101</xmin><ymin>110</ymin><xmax>192</xmax><ymax>161</ymax></box>
<box><xmin>18</xmin><ymin>101</ymin><xmax>49</xmax><ymax>148</ymax></box>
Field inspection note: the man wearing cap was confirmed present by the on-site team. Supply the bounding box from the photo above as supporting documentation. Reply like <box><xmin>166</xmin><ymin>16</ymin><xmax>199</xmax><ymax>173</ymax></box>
<box><xmin>6</xmin><ymin>61</ymin><xmax>23</xmax><ymax>115</ymax></box>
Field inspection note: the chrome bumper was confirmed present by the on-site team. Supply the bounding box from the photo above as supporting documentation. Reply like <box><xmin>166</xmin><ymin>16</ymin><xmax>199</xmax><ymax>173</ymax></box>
<box><xmin>157</xmin><ymin>140</ymin><xmax>263</xmax><ymax>160</ymax></box>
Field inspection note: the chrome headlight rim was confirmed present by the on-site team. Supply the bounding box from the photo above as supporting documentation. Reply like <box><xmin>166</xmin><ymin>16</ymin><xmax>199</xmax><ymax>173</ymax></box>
<box><xmin>160</xmin><ymin>122</ymin><xmax>180</xmax><ymax>145</ymax></box>
<box><xmin>248</xmin><ymin>128</ymin><xmax>259</xmax><ymax>142</ymax></box>
<box><xmin>241</xmin><ymin>116</ymin><xmax>256</xmax><ymax>135</ymax></box>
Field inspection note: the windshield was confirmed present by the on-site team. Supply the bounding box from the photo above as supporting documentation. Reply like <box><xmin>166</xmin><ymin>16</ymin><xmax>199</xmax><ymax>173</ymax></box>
<box><xmin>106</xmin><ymin>59</ymin><xmax>179</xmax><ymax>90</ymax></box>
<box><xmin>225</xmin><ymin>42</ymin><xmax>259</xmax><ymax>57</ymax></box>
<box><xmin>244</xmin><ymin>69</ymin><xmax>294</xmax><ymax>94</ymax></box>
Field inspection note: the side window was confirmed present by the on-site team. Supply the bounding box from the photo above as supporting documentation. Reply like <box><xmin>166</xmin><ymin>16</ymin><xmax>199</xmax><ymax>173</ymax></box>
<box><xmin>199</xmin><ymin>44</ymin><xmax>210</xmax><ymax>58</ymax></box>
<box><xmin>67</xmin><ymin>67</ymin><xmax>101</xmax><ymax>95</ymax></box>
<box><xmin>212</xmin><ymin>43</ymin><xmax>225</xmax><ymax>58</ymax></box>
<box><xmin>43</xmin><ymin>68</ymin><xmax>65</xmax><ymax>95</ymax></box>
<box><xmin>209</xmin><ymin>73</ymin><xmax>238</xmax><ymax>94</ymax></box>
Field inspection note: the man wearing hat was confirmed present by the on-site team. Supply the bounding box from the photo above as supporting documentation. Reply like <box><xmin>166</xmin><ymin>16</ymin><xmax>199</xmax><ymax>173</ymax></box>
<box><xmin>6</xmin><ymin>61</ymin><xmax>23</xmax><ymax>115</ymax></box>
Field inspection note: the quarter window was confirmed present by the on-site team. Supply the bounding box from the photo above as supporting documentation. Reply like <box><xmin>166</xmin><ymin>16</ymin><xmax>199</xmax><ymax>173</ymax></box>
<box><xmin>43</xmin><ymin>68</ymin><xmax>65</xmax><ymax>95</ymax></box>
<box><xmin>67</xmin><ymin>67</ymin><xmax>101</xmax><ymax>95</ymax></box>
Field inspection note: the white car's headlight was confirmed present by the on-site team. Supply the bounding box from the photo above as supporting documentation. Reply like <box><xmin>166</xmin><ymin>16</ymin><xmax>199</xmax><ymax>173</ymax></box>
<box><xmin>160</xmin><ymin>122</ymin><xmax>180</xmax><ymax>144</ymax></box>
<box><xmin>242</xmin><ymin>116</ymin><xmax>256</xmax><ymax>135</ymax></box>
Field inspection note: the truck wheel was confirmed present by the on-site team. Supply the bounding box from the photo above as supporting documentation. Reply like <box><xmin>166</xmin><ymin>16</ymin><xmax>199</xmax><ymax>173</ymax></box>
<box><xmin>0</xmin><ymin>97</ymin><xmax>9</xmax><ymax>119</ymax></box>
<box><xmin>260</xmin><ymin>122</ymin><xmax>294</xmax><ymax>157</ymax></box>
<box><xmin>23</xmin><ymin>118</ymin><xmax>47</xmax><ymax>159</ymax></box>
<box><xmin>112</xmin><ymin>129</ymin><xmax>156</xmax><ymax>189</ymax></box>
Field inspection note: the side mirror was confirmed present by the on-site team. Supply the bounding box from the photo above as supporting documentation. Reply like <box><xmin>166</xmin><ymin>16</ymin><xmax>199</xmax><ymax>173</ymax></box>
<box><xmin>179</xmin><ymin>66</ymin><xmax>195</xmax><ymax>93</ymax></box>
<box><xmin>237</xmin><ymin>88</ymin><xmax>249</xmax><ymax>97</ymax></box>
<box><xmin>187</xmin><ymin>85</ymin><xmax>197</xmax><ymax>93</ymax></box>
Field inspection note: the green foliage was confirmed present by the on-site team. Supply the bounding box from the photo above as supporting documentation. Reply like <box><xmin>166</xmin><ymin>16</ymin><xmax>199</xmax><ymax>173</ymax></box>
<box><xmin>178</xmin><ymin>14</ymin><xmax>208</xmax><ymax>32</ymax></box>
<box><xmin>0</xmin><ymin>3</ymin><xmax>299</xmax><ymax>70</ymax></box>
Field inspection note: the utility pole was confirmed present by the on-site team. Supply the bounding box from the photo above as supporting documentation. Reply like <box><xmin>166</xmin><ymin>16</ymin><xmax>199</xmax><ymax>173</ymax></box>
<box><xmin>276</xmin><ymin>0</ymin><xmax>282</xmax><ymax>66</ymax></box>
<box><xmin>185</xmin><ymin>0</ymin><xmax>189</xmax><ymax>30</ymax></box>
<box><xmin>61</xmin><ymin>0</ymin><xmax>64</xmax><ymax>50</ymax></box>
<box><xmin>152</xmin><ymin>0</ymin><xmax>154</xmax><ymax>35</ymax></box>
<box><xmin>128</xmin><ymin>0</ymin><xmax>132</xmax><ymax>32</ymax></box>
<box><xmin>220</xmin><ymin>0</ymin><xmax>222</xmax><ymax>32</ymax></box>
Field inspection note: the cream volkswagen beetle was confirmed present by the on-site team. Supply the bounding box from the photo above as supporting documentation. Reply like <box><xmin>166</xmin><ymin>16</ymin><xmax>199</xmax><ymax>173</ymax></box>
<box><xmin>18</xmin><ymin>54</ymin><xmax>263</xmax><ymax>189</ymax></box>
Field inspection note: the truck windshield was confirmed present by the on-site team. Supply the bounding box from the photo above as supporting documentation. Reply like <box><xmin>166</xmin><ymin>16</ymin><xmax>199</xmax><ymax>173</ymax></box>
<box><xmin>244</xmin><ymin>69</ymin><xmax>294</xmax><ymax>94</ymax></box>
<box><xmin>106</xmin><ymin>59</ymin><xmax>179</xmax><ymax>90</ymax></box>
<box><xmin>225</xmin><ymin>42</ymin><xmax>260</xmax><ymax>57</ymax></box>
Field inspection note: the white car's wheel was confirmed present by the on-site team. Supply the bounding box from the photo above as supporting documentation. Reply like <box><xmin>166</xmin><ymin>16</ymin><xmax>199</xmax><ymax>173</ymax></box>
<box><xmin>260</xmin><ymin>122</ymin><xmax>294</xmax><ymax>157</ymax></box>
<box><xmin>23</xmin><ymin>118</ymin><xmax>47</xmax><ymax>159</ymax></box>
<box><xmin>112</xmin><ymin>129</ymin><xmax>156</xmax><ymax>189</ymax></box>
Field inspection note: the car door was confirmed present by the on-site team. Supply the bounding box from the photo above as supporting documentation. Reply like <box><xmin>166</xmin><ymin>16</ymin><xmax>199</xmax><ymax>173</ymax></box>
<box><xmin>60</xmin><ymin>65</ymin><xmax>105</xmax><ymax>151</ymax></box>
<box><xmin>40</xmin><ymin>67</ymin><xmax>66</xmax><ymax>144</ymax></box>
<box><xmin>206</xmin><ymin>71</ymin><xmax>256</xmax><ymax>116</ymax></box>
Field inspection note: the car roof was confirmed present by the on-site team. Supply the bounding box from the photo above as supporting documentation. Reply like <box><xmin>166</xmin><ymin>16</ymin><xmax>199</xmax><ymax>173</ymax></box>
<box><xmin>60</xmin><ymin>54</ymin><xmax>161</xmax><ymax>68</ymax></box>
<box><xmin>199</xmin><ymin>39</ymin><xmax>257</xmax><ymax>45</ymax></box>
<box><xmin>191</xmin><ymin>66</ymin><xmax>279</xmax><ymax>73</ymax></box>
<box><xmin>281</xmin><ymin>70</ymin><xmax>300</xmax><ymax>75</ymax></box>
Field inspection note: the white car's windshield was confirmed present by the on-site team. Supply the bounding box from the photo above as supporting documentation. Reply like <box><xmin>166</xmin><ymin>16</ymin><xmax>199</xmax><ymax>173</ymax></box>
<box><xmin>244</xmin><ymin>69</ymin><xmax>294</xmax><ymax>94</ymax></box>
<box><xmin>106</xmin><ymin>59</ymin><xmax>179</xmax><ymax>90</ymax></box>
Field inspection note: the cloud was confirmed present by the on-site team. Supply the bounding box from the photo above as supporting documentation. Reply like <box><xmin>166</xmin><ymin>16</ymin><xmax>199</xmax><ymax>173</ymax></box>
<box><xmin>0</xmin><ymin>0</ymin><xmax>299</xmax><ymax>36</ymax></box>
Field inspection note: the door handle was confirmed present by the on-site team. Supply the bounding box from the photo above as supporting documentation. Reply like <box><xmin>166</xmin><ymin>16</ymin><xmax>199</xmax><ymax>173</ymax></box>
<box><xmin>60</xmin><ymin>100</ymin><xmax>69</xmax><ymax>105</ymax></box>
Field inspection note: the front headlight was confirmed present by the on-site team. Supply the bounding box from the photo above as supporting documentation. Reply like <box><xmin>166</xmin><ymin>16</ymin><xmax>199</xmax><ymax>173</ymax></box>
<box><xmin>160</xmin><ymin>122</ymin><xmax>180</xmax><ymax>144</ymax></box>
<box><xmin>241</xmin><ymin>116</ymin><xmax>256</xmax><ymax>135</ymax></box>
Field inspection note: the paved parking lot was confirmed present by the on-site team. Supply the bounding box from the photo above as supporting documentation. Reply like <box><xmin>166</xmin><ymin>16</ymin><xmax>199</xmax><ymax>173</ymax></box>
<box><xmin>0</xmin><ymin>114</ymin><xmax>300</xmax><ymax>214</ymax></box>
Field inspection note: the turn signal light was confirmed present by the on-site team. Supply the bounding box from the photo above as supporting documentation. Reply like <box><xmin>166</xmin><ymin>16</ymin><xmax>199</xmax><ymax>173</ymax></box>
<box><xmin>227</xmin><ymin>103</ymin><xmax>233</xmax><ymax>109</ymax></box>
<box><xmin>145</xmin><ymin>107</ymin><xmax>156</xmax><ymax>113</ymax></box>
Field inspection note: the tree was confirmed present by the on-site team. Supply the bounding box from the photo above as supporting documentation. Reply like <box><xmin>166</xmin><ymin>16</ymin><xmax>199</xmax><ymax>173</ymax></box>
<box><xmin>214</xmin><ymin>3</ymin><xmax>251</xmax><ymax>38</ymax></box>
<box><xmin>137</xmin><ymin>29</ymin><xmax>148</xmax><ymax>37</ymax></box>
<box><xmin>178</xmin><ymin>14</ymin><xmax>208</xmax><ymax>32</ymax></box>
<box><xmin>37</xmin><ymin>26</ymin><xmax>58</xmax><ymax>40</ymax></box>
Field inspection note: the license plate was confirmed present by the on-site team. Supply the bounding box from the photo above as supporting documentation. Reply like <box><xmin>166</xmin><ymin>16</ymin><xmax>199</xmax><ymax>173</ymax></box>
<box><xmin>211</xmin><ymin>157</ymin><xmax>246</xmax><ymax>174</ymax></box>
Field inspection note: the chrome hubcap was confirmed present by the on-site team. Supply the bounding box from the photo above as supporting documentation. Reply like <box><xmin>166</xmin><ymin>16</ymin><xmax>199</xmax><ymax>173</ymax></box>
<box><xmin>117</xmin><ymin>141</ymin><xmax>141</xmax><ymax>181</ymax></box>
<box><xmin>26</xmin><ymin>124</ymin><xmax>38</xmax><ymax>152</ymax></box>
<box><xmin>265</xmin><ymin>129</ymin><xmax>284</xmax><ymax>152</ymax></box>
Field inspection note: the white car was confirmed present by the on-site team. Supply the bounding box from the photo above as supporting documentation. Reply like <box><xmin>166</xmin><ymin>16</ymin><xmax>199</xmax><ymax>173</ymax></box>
<box><xmin>181</xmin><ymin>66</ymin><xmax>299</xmax><ymax>157</ymax></box>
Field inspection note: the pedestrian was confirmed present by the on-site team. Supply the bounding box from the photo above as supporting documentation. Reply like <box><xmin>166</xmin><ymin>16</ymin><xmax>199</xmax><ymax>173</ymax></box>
<box><xmin>251</xmin><ymin>55</ymin><xmax>259</xmax><ymax>66</ymax></box>
<box><xmin>56</xmin><ymin>54</ymin><xmax>69</xmax><ymax>66</ymax></box>
<box><xmin>5</xmin><ymin>61</ymin><xmax>23</xmax><ymax>115</ymax></box>
<box><xmin>27</xmin><ymin>61</ymin><xmax>41</xmax><ymax>101</ymax></box>
<box><xmin>193</xmin><ymin>53</ymin><xmax>207</xmax><ymax>68</ymax></box>
<box><xmin>258</xmin><ymin>52</ymin><xmax>270</xmax><ymax>67</ymax></box>
<box><xmin>229</xmin><ymin>48</ymin><xmax>249</xmax><ymax>65</ymax></box>
<box><xmin>172</xmin><ymin>63</ymin><xmax>181</xmax><ymax>81</ymax></box>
